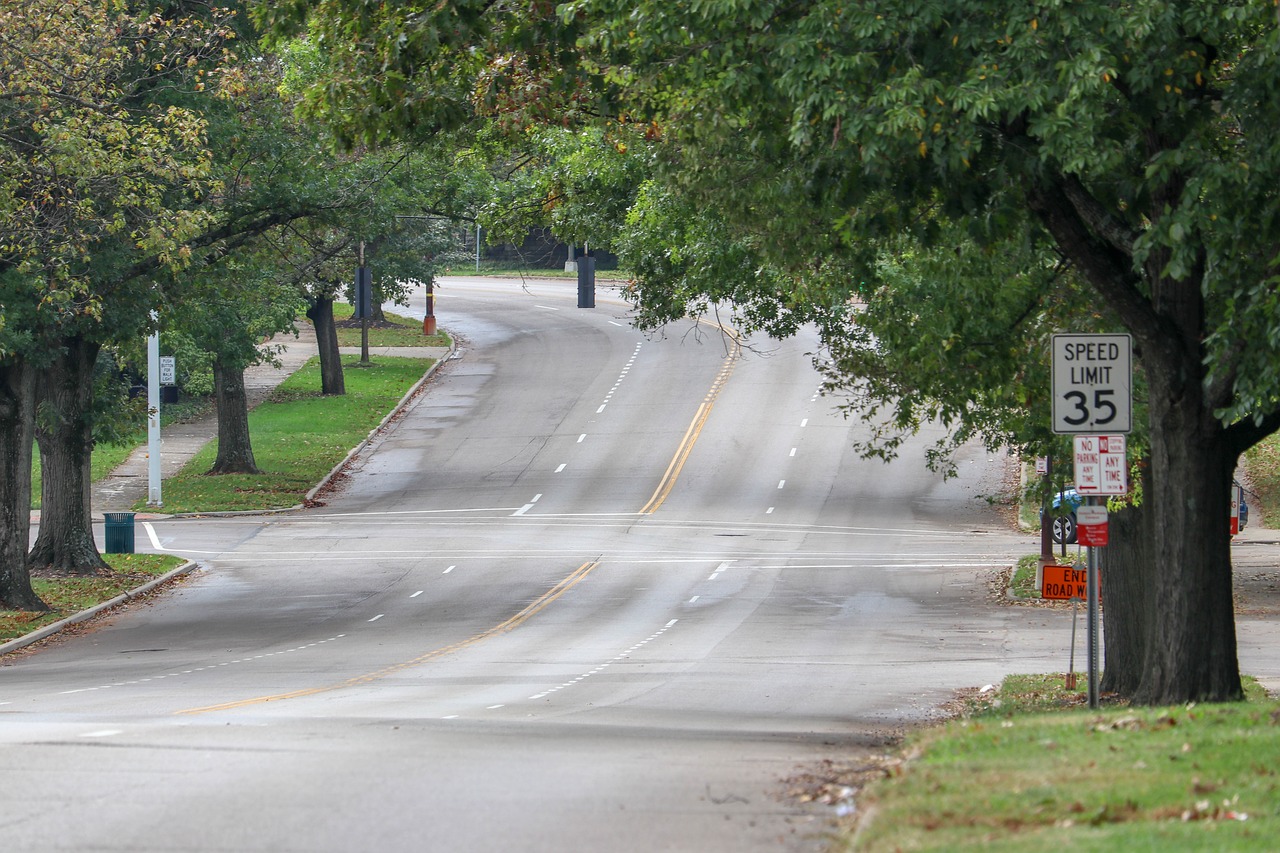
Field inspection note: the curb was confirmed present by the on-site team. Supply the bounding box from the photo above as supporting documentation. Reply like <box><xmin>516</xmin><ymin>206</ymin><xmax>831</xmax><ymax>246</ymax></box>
<box><xmin>133</xmin><ymin>340</ymin><xmax>459</xmax><ymax>520</ymax></box>
<box><xmin>0</xmin><ymin>560</ymin><xmax>199</xmax><ymax>656</ymax></box>
<box><xmin>303</xmin><ymin>340</ymin><xmax>458</xmax><ymax>507</ymax></box>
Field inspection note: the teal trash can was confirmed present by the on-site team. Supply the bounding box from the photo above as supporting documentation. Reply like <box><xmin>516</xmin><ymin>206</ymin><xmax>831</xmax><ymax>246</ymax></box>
<box><xmin>104</xmin><ymin>512</ymin><xmax>135</xmax><ymax>554</ymax></box>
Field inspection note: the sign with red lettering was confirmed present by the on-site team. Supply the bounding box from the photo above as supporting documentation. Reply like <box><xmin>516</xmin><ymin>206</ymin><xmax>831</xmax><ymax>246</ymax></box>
<box><xmin>1076</xmin><ymin>505</ymin><xmax>1108</xmax><ymax>546</ymax></box>
<box><xmin>1073</xmin><ymin>434</ymin><xmax>1128</xmax><ymax>496</ymax></box>
<box><xmin>1041</xmin><ymin>564</ymin><xmax>1089</xmax><ymax>600</ymax></box>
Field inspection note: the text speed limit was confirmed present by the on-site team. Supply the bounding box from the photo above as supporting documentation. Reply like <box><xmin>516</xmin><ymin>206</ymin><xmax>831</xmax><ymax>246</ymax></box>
<box><xmin>1052</xmin><ymin>334</ymin><xmax>1132</xmax><ymax>434</ymax></box>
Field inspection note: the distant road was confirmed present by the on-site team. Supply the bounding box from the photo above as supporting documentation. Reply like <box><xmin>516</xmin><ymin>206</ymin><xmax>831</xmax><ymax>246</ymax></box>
<box><xmin>1</xmin><ymin>277</ymin><xmax>1069</xmax><ymax>851</ymax></box>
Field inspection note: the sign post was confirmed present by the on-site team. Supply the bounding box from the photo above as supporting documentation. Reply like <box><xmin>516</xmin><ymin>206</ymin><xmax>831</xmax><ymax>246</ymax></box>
<box><xmin>1053</xmin><ymin>334</ymin><xmax>1133</xmax><ymax>709</ymax></box>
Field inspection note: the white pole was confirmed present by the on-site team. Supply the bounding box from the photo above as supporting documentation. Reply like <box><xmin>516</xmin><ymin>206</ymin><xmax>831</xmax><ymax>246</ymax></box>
<box><xmin>475</xmin><ymin>225</ymin><xmax>481</xmax><ymax>272</ymax></box>
<box><xmin>147</xmin><ymin>320</ymin><xmax>162</xmax><ymax>507</ymax></box>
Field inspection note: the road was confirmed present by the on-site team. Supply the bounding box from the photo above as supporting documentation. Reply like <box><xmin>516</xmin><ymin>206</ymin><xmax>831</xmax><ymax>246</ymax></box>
<box><xmin>1</xmin><ymin>277</ymin><xmax>1069</xmax><ymax>851</ymax></box>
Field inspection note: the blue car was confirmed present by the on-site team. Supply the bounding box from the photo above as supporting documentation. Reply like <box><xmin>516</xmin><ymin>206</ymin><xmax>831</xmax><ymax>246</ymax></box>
<box><xmin>1042</xmin><ymin>483</ymin><xmax>1248</xmax><ymax>545</ymax></box>
<box><xmin>1044</xmin><ymin>489</ymin><xmax>1082</xmax><ymax>545</ymax></box>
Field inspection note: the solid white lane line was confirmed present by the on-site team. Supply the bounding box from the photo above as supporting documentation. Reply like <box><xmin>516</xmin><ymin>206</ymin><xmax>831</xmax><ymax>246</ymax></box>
<box><xmin>142</xmin><ymin>521</ymin><xmax>163</xmax><ymax>550</ymax></box>
<box><xmin>410</xmin><ymin>591</ymin><xmax>424</xmax><ymax>598</ymax></box>
<box><xmin>80</xmin><ymin>730</ymin><xmax>122</xmax><ymax>738</ymax></box>
<box><xmin>368</xmin><ymin>614</ymin><xmax>384</xmax><ymax>622</ymax></box>
<box><xmin>443</xmin><ymin>565</ymin><xmax>456</xmax><ymax>574</ymax></box>
<box><xmin>535</xmin><ymin>305</ymin><xmax>559</xmax><ymax>311</ymax></box>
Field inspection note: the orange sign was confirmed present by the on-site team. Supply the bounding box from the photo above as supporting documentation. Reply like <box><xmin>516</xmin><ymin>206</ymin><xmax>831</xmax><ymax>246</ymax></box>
<box><xmin>1041</xmin><ymin>564</ymin><xmax>1089</xmax><ymax>600</ymax></box>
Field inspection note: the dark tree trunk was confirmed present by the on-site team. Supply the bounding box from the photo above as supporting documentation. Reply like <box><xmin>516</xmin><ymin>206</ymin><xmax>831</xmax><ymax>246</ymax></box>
<box><xmin>209</xmin><ymin>358</ymin><xmax>260</xmax><ymax>475</ymax></box>
<box><xmin>307</xmin><ymin>296</ymin><xmax>345</xmax><ymax>396</ymax></box>
<box><xmin>28</xmin><ymin>336</ymin><xmax>109</xmax><ymax>576</ymax></box>
<box><xmin>0</xmin><ymin>361</ymin><xmax>48</xmax><ymax>611</ymax></box>
<box><xmin>369</xmin><ymin>291</ymin><xmax>387</xmax><ymax>324</ymax></box>
<box><xmin>1134</xmin><ymin>357</ymin><xmax>1241</xmax><ymax>704</ymax></box>
<box><xmin>1099</xmin><ymin>495</ymin><xmax>1152</xmax><ymax>696</ymax></box>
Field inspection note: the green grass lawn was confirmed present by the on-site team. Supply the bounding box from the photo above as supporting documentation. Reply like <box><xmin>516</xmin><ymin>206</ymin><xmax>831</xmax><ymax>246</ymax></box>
<box><xmin>141</xmin><ymin>355</ymin><xmax>432</xmax><ymax>513</ymax></box>
<box><xmin>848</xmin><ymin>675</ymin><xmax>1279</xmax><ymax>851</ymax></box>
<box><xmin>331</xmin><ymin>303</ymin><xmax>452</xmax><ymax>348</ymax></box>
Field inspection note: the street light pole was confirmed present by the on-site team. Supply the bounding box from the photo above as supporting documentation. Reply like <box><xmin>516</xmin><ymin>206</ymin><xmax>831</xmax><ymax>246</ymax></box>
<box><xmin>146</xmin><ymin>316</ymin><xmax>162</xmax><ymax>507</ymax></box>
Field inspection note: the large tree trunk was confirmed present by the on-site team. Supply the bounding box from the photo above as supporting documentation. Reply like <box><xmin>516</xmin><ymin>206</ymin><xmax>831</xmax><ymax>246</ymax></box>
<box><xmin>28</xmin><ymin>336</ymin><xmax>109</xmax><ymax>576</ymax></box>
<box><xmin>306</xmin><ymin>296</ymin><xmax>345</xmax><ymax>396</ymax></box>
<box><xmin>1099</xmin><ymin>495</ymin><xmax>1153</xmax><ymax>696</ymax></box>
<box><xmin>1134</xmin><ymin>358</ymin><xmax>1241</xmax><ymax>704</ymax></box>
<box><xmin>0</xmin><ymin>361</ymin><xmax>47</xmax><ymax>611</ymax></box>
<box><xmin>209</xmin><ymin>358</ymin><xmax>260</xmax><ymax>475</ymax></box>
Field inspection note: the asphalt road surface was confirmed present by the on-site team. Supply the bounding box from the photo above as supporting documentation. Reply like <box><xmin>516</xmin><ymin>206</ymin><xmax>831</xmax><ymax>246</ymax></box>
<box><xmin>3</xmin><ymin>277</ymin><xmax>1074</xmax><ymax>851</ymax></box>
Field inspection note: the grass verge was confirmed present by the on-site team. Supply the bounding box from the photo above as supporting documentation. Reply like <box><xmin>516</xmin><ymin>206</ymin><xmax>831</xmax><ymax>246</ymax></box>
<box><xmin>0</xmin><ymin>553</ymin><xmax>187</xmax><ymax>640</ymax></box>
<box><xmin>331</xmin><ymin>303</ymin><xmax>452</xmax><ymax>348</ymax></box>
<box><xmin>1244</xmin><ymin>432</ymin><xmax>1280</xmax><ymax>529</ymax></box>
<box><xmin>848</xmin><ymin>674</ymin><xmax>1279</xmax><ymax>851</ymax></box>
<box><xmin>141</xmin><ymin>355</ymin><xmax>432</xmax><ymax>513</ymax></box>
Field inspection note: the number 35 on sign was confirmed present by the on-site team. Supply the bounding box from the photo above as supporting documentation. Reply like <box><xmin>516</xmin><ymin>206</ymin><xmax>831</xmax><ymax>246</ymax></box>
<box><xmin>1052</xmin><ymin>334</ymin><xmax>1132</xmax><ymax>434</ymax></box>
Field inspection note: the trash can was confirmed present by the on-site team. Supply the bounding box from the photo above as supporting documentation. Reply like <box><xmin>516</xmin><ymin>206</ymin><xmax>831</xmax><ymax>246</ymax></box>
<box><xmin>104</xmin><ymin>512</ymin><xmax>135</xmax><ymax>554</ymax></box>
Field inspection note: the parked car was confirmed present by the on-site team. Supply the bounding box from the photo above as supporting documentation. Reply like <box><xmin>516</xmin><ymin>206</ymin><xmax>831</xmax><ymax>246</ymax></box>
<box><xmin>1041</xmin><ymin>483</ymin><xmax>1248</xmax><ymax>545</ymax></box>
<box><xmin>1043</xmin><ymin>489</ymin><xmax>1082</xmax><ymax>545</ymax></box>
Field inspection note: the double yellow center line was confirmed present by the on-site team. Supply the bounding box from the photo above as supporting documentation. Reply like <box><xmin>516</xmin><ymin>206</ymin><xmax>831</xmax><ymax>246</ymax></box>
<box><xmin>638</xmin><ymin>336</ymin><xmax>741</xmax><ymax>515</ymax></box>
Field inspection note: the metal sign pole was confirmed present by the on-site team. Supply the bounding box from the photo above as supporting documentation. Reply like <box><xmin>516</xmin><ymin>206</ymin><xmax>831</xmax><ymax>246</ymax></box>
<box><xmin>1086</xmin><ymin>496</ymin><xmax>1100</xmax><ymax>708</ymax></box>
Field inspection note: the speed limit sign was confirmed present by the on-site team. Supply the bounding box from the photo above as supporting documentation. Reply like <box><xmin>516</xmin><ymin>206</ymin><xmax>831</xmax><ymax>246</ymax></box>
<box><xmin>1052</xmin><ymin>334</ymin><xmax>1132</xmax><ymax>434</ymax></box>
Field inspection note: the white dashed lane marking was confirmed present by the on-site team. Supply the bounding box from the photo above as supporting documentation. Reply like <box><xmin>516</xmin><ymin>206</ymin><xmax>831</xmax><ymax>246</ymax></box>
<box><xmin>528</xmin><ymin>619</ymin><xmax>679</xmax><ymax>701</ymax></box>
<box><xmin>53</xmin><ymin>635</ymin><xmax>347</xmax><ymax>697</ymax></box>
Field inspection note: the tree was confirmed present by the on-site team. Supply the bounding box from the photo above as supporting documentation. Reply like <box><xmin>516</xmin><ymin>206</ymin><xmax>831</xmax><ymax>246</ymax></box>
<box><xmin>1</xmin><ymin>0</ymin><xmax>233</xmax><ymax>583</ymax></box>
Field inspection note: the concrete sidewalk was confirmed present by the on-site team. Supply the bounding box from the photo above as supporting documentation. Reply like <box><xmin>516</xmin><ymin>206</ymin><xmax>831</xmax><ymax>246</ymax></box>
<box><xmin>79</xmin><ymin>323</ymin><xmax>449</xmax><ymax>519</ymax></box>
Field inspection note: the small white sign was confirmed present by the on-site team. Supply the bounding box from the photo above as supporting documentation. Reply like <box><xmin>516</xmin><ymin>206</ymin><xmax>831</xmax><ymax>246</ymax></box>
<box><xmin>159</xmin><ymin>356</ymin><xmax>176</xmax><ymax>386</ymax></box>
<box><xmin>1035</xmin><ymin>457</ymin><xmax>1048</xmax><ymax>476</ymax></box>
<box><xmin>1073</xmin><ymin>434</ymin><xmax>1128</xmax><ymax>495</ymax></box>
<box><xmin>1076</xmin><ymin>505</ymin><xmax>1108</xmax><ymax>525</ymax></box>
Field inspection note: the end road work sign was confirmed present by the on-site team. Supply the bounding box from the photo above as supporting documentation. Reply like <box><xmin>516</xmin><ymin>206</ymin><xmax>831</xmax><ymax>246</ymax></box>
<box><xmin>1052</xmin><ymin>334</ymin><xmax>1132</xmax><ymax>434</ymax></box>
<box><xmin>1041</xmin><ymin>564</ymin><xmax>1089</xmax><ymax>601</ymax></box>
